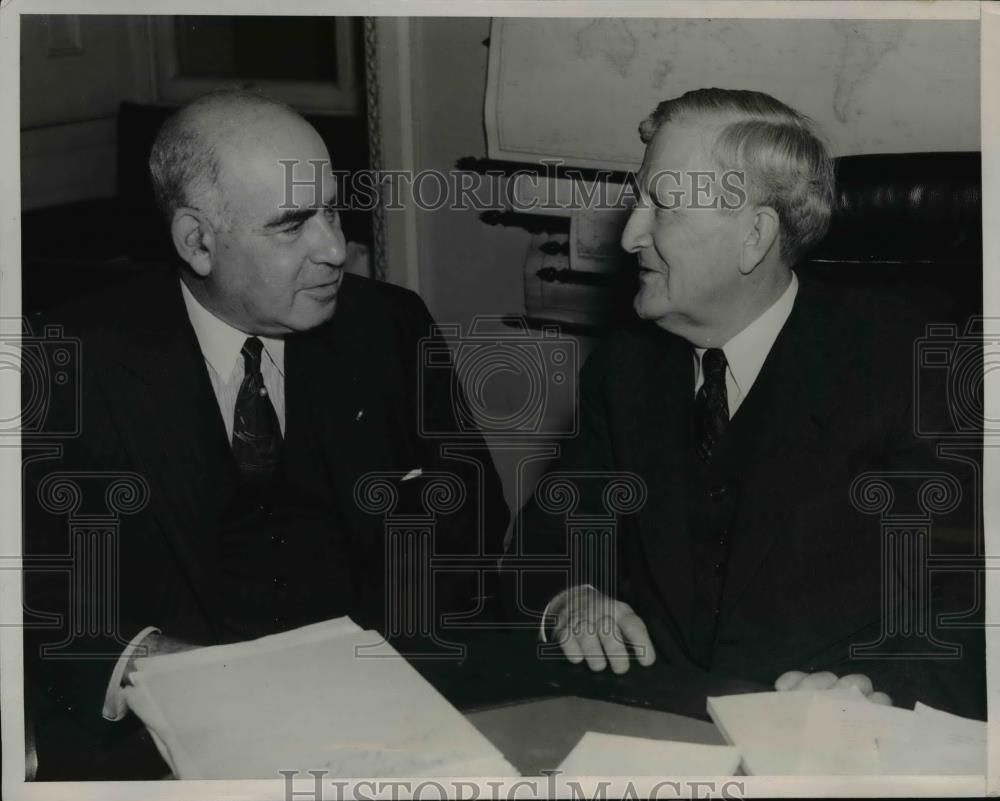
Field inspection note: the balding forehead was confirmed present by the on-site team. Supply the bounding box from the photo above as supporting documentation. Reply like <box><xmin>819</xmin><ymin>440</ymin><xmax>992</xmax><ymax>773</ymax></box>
<box><xmin>185</xmin><ymin>100</ymin><xmax>307</xmax><ymax>148</ymax></box>
<box><xmin>210</xmin><ymin>120</ymin><xmax>333</xmax><ymax>223</ymax></box>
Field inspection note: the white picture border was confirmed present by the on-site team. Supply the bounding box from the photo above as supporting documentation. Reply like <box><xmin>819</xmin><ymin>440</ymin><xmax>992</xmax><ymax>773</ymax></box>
<box><xmin>1</xmin><ymin>2</ymin><xmax>994</xmax><ymax>799</ymax></box>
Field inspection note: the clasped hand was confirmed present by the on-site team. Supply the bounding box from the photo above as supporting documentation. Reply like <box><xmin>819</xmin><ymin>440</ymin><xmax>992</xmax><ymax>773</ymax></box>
<box><xmin>774</xmin><ymin>670</ymin><xmax>892</xmax><ymax>705</ymax></box>
<box><xmin>549</xmin><ymin>585</ymin><xmax>656</xmax><ymax>673</ymax></box>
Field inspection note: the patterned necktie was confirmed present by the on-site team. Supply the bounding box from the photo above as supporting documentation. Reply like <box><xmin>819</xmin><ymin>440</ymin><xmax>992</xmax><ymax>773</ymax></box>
<box><xmin>232</xmin><ymin>337</ymin><xmax>283</xmax><ymax>484</ymax></box>
<box><xmin>695</xmin><ymin>348</ymin><xmax>730</xmax><ymax>465</ymax></box>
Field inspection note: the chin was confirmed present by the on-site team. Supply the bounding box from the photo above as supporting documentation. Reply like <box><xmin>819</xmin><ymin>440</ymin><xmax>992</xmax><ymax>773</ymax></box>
<box><xmin>287</xmin><ymin>298</ymin><xmax>339</xmax><ymax>332</ymax></box>
<box><xmin>633</xmin><ymin>289</ymin><xmax>671</xmax><ymax>322</ymax></box>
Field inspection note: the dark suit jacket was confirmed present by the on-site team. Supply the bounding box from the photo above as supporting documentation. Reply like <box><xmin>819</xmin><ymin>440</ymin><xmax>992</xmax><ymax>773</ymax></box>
<box><xmin>23</xmin><ymin>268</ymin><xmax>509</xmax><ymax>779</ymax></box>
<box><xmin>518</xmin><ymin>276</ymin><xmax>984</xmax><ymax>719</ymax></box>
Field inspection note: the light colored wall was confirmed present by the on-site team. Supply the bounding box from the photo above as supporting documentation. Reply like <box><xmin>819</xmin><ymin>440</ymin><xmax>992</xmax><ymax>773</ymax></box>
<box><xmin>408</xmin><ymin>17</ymin><xmax>529</xmax><ymax>327</ymax></box>
<box><xmin>404</xmin><ymin>18</ymin><xmax>597</xmax><ymax>517</ymax></box>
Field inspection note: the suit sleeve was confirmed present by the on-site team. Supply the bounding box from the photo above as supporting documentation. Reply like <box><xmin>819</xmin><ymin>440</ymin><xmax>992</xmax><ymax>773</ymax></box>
<box><xmin>823</xmin><ymin>314</ymin><xmax>985</xmax><ymax>719</ymax></box>
<box><xmin>22</xmin><ymin>319</ymin><xmax>171</xmax><ymax>776</ymax></box>
<box><xmin>504</xmin><ymin>341</ymin><xmax>624</xmax><ymax>625</ymax></box>
<box><xmin>389</xmin><ymin>290</ymin><xmax>511</xmax><ymax>607</ymax></box>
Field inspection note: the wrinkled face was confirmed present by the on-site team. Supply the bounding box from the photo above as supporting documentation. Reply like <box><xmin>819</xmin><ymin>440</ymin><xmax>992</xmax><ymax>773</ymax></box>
<box><xmin>207</xmin><ymin>114</ymin><xmax>346</xmax><ymax>335</ymax></box>
<box><xmin>621</xmin><ymin>120</ymin><xmax>749</xmax><ymax>342</ymax></box>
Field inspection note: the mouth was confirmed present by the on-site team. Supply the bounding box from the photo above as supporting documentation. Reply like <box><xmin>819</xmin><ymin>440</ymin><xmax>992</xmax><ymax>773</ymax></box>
<box><xmin>302</xmin><ymin>278</ymin><xmax>340</xmax><ymax>302</ymax></box>
<box><xmin>302</xmin><ymin>272</ymin><xmax>342</xmax><ymax>299</ymax></box>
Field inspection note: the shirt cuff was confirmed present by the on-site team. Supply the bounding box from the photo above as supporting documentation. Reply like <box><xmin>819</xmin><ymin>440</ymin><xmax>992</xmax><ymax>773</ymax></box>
<box><xmin>102</xmin><ymin>625</ymin><xmax>160</xmax><ymax>721</ymax></box>
<box><xmin>539</xmin><ymin>583</ymin><xmax>596</xmax><ymax>643</ymax></box>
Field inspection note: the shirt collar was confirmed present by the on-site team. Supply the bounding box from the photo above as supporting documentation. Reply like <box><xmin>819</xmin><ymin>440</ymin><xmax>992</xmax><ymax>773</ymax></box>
<box><xmin>695</xmin><ymin>271</ymin><xmax>799</xmax><ymax>396</ymax></box>
<box><xmin>179</xmin><ymin>279</ymin><xmax>285</xmax><ymax>380</ymax></box>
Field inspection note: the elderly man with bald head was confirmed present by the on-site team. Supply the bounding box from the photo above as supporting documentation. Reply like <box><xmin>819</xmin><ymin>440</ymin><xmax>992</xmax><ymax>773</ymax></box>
<box><xmin>23</xmin><ymin>90</ymin><xmax>508</xmax><ymax>779</ymax></box>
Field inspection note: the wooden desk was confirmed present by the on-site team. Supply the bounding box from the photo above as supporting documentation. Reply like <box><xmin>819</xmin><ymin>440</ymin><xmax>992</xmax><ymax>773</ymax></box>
<box><xmin>467</xmin><ymin>696</ymin><xmax>725</xmax><ymax>776</ymax></box>
<box><xmin>416</xmin><ymin>628</ymin><xmax>768</xmax><ymax>723</ymax></box>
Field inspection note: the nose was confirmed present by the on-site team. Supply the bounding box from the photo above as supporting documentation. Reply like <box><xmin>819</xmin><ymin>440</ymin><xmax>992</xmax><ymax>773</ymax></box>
<box><xmin>311</xmin><ymin>211</ymin><xmax>347</xmax><ymax>267</ymax></box>
<box><xmin>621</xmin><ymin>204</ymin><xmax>653</xmax><ymax>253</ymax></box>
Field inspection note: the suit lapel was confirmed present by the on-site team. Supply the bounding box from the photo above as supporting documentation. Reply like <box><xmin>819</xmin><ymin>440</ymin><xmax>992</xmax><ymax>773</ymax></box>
<box><xmin>627</xmin><ymin>326</ymin><xmax>699</xmax><ymax>647</ymax></box>
<box><xmin>720</xmin><ymin>278</ymin><xmax>838</xmax><ymax>612</ymax></box>
<box><xmin>101</xmin><ymin>275</ymin><xmax>234</xmax><ymax>620</ymax></box>
<box><xmin>284</xmin><ymin>297</ymin><xmax>397</xmax><ymax>540</ymax></box>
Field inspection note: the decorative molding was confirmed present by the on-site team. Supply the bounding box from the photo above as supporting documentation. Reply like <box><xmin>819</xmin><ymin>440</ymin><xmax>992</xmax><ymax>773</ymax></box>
<box><xmin>363</xmin><ymin>17</ymin><xmax>387</xmax><ymax>283</ymax></box>
<box><xmin>126</xmin><ymin>16</ymin><xmax>158</xmax><ymax>104</ymax></box>
<box><xmin>365</xmin><ymin>18</ymin><xmax>420</xmax><ymax>292</ymax></box>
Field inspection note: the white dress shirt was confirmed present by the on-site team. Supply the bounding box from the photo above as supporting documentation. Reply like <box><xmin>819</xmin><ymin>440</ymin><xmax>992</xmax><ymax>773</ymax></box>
<box><xmin>180</xmin><ymin>280</ymin><xmax>287</xmax><ymax>437</ymax></box>
<box><xmin>693</xmin><ymin>272</ymin><xmax>799</xmax><ymax>417</ymax></box>
<box><xmin>103</xmin><ymin>280</ymin><xmax>288</xmax><ymax>721</ymax></box>
<box><xmin>540</xmin><ymin>272</ymin><xmax>799</xmax><ymax>642</ymax></box>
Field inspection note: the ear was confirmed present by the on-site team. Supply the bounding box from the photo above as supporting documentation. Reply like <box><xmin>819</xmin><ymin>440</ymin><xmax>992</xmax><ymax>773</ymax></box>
<box><xmin>170</xmin><ymin>208</ymin><xmax>216</xmax><ymax>278</ymax></box>
<box><xmin>739</xmin><ymin>205</ymin><xmax>781</xmax><ymax>275</ymax></box>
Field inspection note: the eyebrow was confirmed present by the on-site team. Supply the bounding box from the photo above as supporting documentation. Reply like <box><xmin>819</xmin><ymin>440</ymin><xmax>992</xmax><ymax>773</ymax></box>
<box><xmin>263</xmin><ymin>207</ymin><xmax>316</xmax><ymax>230</ymax></box>
<box><xmin>262</xmin><ymin>196</ymin><xmax>338</xmax><ymax>232</ymax></box>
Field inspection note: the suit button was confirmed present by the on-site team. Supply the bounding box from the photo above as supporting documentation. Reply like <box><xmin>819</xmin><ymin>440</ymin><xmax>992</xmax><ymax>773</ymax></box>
<box><xmin>718</xmin><ymin>529</ymin><xmax>727</xmax><ymax>546</ymax></box>
<box><xmin>714</xmin><ymin>607</ymin><xmax>721</xmax><ymax>617</ymax></box>
<box><xmin>709</xmin><ymin>485</ymin><xmax>728</xmax><ymax>500</ymax></box>
<box><xmin>270</xmin><ymin>532</ymin><xmax>286</xmax><ymax>547</ymax></box>
<box><xmin>258</xmin><ymin>502</ymin><xmax>273</xmax><ymax>518</ymax></box>
<box><xmin>273</xmin><ymin>616</ymin><xmax>287</xmax><ymax>630</ymax></box>
<box><xmin>272</xmin><ymin>577</ymin><xmax>287</xmax><ymax>591</ymax></box>
<box><xmin>714</xmin><ymin>562</ymin><xmax>725</xmax><ymax>576</ymax></box>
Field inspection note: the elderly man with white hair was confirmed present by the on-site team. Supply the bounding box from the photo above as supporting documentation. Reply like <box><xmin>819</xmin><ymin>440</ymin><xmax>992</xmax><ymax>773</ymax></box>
<box><xmin>520</xmin><ymin>88</ymin><xmax>983</xmax><ymax>720</ymax></box>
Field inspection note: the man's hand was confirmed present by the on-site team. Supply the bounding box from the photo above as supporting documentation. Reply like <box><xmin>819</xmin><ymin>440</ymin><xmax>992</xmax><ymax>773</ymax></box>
<box><xmin>124</xmin><ymin>632</ymin><xmax>198</xmax><ymax>683</ymax></box>
<box><xmin>549</xmin><ymin>585</ymin><xmax>656</xmax><ymax>674</ymax></box>
<box><xmin>774</xmin><ymin>670</ymin><xmax>892</xmax><ymax>706</ymax></box>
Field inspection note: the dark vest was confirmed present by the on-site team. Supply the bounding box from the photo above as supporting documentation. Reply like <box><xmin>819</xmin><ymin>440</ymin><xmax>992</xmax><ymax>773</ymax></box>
<box><xmin>212</xmin><ymin>395</ymin><xmax>357</xmax><ymax>642</ymax></box>
<box><xmin>686</xmin><ymin>358</ymin><xmax>779</xmax><ymax>667</ymax></box>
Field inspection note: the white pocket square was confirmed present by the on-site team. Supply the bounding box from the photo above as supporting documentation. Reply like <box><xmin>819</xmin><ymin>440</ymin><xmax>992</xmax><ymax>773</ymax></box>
<box><xmin>401</xmin><ymin>468</ymin><xmax>423</xmax><ymax>482</ymax></box>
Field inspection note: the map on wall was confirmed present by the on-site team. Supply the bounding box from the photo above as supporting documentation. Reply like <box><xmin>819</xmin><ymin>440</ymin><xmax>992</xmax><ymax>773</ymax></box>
<box><xmin>485</xmin><ymin>17</ymin><xmax>980</xmax><ymax>170</ymax></box>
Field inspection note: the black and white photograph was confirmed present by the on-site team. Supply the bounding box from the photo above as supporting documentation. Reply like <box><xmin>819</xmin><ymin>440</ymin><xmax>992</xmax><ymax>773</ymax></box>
<box><xmin>1</xmin><ymin>1</ymin><xmax>997</xmax><ymax>798</ymax></box>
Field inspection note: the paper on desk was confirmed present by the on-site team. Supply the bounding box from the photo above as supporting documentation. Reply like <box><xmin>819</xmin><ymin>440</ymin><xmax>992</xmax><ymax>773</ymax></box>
<box><xmin>707</xmin><ymin>687</ymin><xmax>873</xmax><ymax>775</ymax></box>
<box><xmin>557</xmin><ymin>732</ymin><xmax>741</xmax><ymax>776</ymax></box>
<box><xmin>708</xmin><ymin>687</ymin><xmax>983</xmax><ymax>776</ymax></box>
<box><xmin>877</xmin><ymin>702</ymin><xmax>987</xmax><ymax>775</ymax></box>
<box><xmin>794</xmin><ymin>690</ymin><xmax>914</xmax><ymax>775</ymax></box>
<box><xmin>133</xmin><ymin>617</ymin><xmax>364</xmax><ymax>677</ymax></box>
<box><xmin>123</xmin><ymin>617</ymin><xmax>519</xmax><ymax>779</ymax></box>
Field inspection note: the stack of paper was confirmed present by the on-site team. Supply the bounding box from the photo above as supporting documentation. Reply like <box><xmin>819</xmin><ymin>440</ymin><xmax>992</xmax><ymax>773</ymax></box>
<box><xmin>557</xmin><ymin>732</ymin><xmax>741</xmax><ymax>776</ymax></box>
<box><xmin>707</xmin><ymin>689</ymin><xmax>986</xmax><ymax>776</ymax></box>
<box><xmin>123</xmin><ymin>618</ymin><xmax>519</xmax><ymax>779</ymax></box>
<box><xmin>877</xmin><ymin>702</ymin><xmax>987</xmax><ymax>775</ymax></box>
